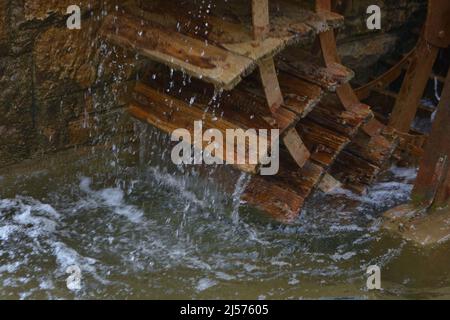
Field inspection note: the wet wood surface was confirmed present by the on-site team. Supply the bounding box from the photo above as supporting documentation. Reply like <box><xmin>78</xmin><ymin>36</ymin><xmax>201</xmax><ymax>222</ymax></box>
<box><xmin>388</xmin><ymin>37</ymin><xmax>439</xmax><ymax>133</ymax></box>
<box><xmin>100</xmin><ymin>14</ymin><xmax>255</xmax><ymax>90</ymax></box>
<box><xmin>101</xmin><ymin>0</ymin><xmax>343</xmax><ymax>90</ymax></box>
<box><xmin>116</xmin><ymin>0</ymin><xmax>406</xmax><ymax>220</ymax></box>
<box><xmin>413</xmin><ymin>71</ymin><xmax>450</xmax><ymax>207</ymax></box>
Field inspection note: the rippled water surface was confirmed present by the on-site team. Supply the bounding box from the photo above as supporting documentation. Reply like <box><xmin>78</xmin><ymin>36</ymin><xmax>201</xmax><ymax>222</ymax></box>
<box><xmin>0</xmin><ymin>126</ymin><xmax>449</xmax><ymax>300</ymax></box>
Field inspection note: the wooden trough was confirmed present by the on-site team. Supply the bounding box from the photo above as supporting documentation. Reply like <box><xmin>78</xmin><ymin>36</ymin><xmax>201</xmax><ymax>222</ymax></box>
<box><xmin>100</xmin><ymin>0</ymin><xmax>399</xmax><ymax>222</ymax></box>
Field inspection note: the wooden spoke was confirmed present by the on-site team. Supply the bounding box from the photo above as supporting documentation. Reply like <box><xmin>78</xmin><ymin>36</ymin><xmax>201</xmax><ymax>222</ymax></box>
<box><xmin>413</xmin><ymin>71</ymin><xmax>450</xmax><ymax>207</ymax></box>
<box><xmin>251</xmin><ymin>0</ymin><xmax>270</xmax><ymax>40</ymax></box>
<box><xmin>388</xmin><ymin>37</ymin><xmax>439</xmax><ymax>133</ymax></box>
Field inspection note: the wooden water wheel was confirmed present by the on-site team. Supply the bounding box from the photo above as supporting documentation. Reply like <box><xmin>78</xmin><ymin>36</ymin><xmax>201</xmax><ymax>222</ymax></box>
<box><xmin>354</xmin><ymin>0</ymin><xmax>450</xmax><ymax>167</ymax></box>
<box><xmin>99</xmin><ymin>0</ymin><xmax>400</xmax><ymax>222</ymax></box>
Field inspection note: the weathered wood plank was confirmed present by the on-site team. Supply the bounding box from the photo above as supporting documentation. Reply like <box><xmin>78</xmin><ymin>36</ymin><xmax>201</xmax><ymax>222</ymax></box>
<box><xmin>393</xmin><ymin>132</ymin><xmax>427</xmax><ymax>167</ymax></box>
<box><xmin>252</xmin><ymin>0</ymin><xmax>270</xmax><ymax>40</ymax></box>
<box><xmin>298</xmin><ymin>119</ymin><xmax>350</xmax><ymax>167</ymax></box>
<box><xmin>123</xmin><ymin>0</ymin><xmax>343</xmax><ymax>63</ymax></box>
<box><xmin>243</xmin><ymin>177</ymin><xmax>307</xmax><ymax>222</ymax></box>
<box><xmin>258</xmin><ymin>57</ymin><xmax>284</xmax><ymax>113</ymax></box>
<box><xmin>346</xmin><ymin>129</ymin><xmax>398</xmax><ymax>167</ymax></box>
<box><xmin>330</xmin><ymin>151</ymin><xmax>381</xmax><ymax>194</ymax></box>
<box><xmin>100</xmin><ymin>14</ymin><xmax>255</xmax><ymax>90</ymax></box>
<box><xmin>318</xmin><ymin>173</ymin><xmax>342</xmax><ymax>193</ymax></box>
<box><xmin>243</xmin><ymin>156</ymin><xmax>324</xmax><ymax>222</ymax></box>
<box><xmin>233</xmin><ymin>71</ymin><xmax>322</xmax><ymax>127</ymax></box>
<box><xmin>141</xmin><ymin>66</ymin><xmax>299</xmax><ymax>133</ymax></box>
<box><xmin>278</xmin><ymin>47</ymin><xmax>354</xmax><ymax>91</ymax></box>
<box><xmin>277</xmin><ymin>72</ymin><xmax>323</xmax><ymax>117</ymax></box>
<box><xmin>315</xmin><ymin>1</ymin><xmax>398</xmax><ymax>193</ymax></box>
<box><xmin>283</xmin><ymin>128</ymin><xmax>311</xmax><ymax>168</ymax></box>
<box><xmin>306</xmin><ymin>102</ymin><xmax>368</xmax><ymax>137</ymax></box>
<box><xmin>129</xmin><ymin>82</ymin><xmax>261</xmax><ymax>173</ymax></box>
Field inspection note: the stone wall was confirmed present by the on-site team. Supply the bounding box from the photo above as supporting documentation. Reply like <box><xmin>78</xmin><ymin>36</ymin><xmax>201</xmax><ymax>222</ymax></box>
<box><xmin>336</xmin><ymin>0</ymin><xmax>427</xmax><ymax>81</ymax></box>
<box><xmin>0</xmin><ymin>0</ymin><xmax>427</xmax><ymax>168</ymax></box>
<box><xmin>0</xmin><ymin>0</ymin><xmax>141</xmax><ymax>168</ymax></box>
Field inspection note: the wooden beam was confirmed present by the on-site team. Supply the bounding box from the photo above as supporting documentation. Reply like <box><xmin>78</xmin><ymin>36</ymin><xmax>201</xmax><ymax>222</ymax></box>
<box><xmin>263</xmin><ymin>65</ymin><xmax>311</xmax><ymax>169</ymax></box>
<box><xmin>251</xmin><ymin>1</ymin><xmax>311</xmax><ymax>169</ymax></box>
<box><xmin>258</xmin><ymin>57</ymin><xmax>284</xmax><ymax>114</ymax></box>
<box><xmin>129</xmin><ymin>82</ymin><xmax>262</xmax><ymax>174</ymax></box>
<box><xmin>316</xmin><ymin>0</ymin><xmax>332</xmax><ymax>12</ymax></box>
<box><xmin>278</xmin><ymin>47</ymin><xmax>354</xmax><ymax>92</ymax></box>
<box><xmin>316</xmin><ymin>12</ymin><xmax>366</xmax><ymax>114</ymax></box>
<box><xmin>314</xmin><ymin>0</ymin><xmax>398</xmax><ymax>194</ymax></box>
<box><xmin>283</xmin><ymin>128</ymin><xmax>311</xmax><ymax>168</ymax></box>
<box><xmin>242</xmin><ymin>156</ymin><xmax>324</xmax><ymax>223</ymax></box>
<box><xmin>124</xmin><ymin>0</ymin><xmax>343</xmax><ymax>64</ymax></box>
<box><xmin>355</xmin><ymin>48</ymin><xmax>415</xmax><ymax>101</ymax></box>
<box><xmin>413</xmin><ymin>71</ymin><xmax>450</xmax><ymax>207</ymax></box>
<box><xmin>388</xmin><ymin>37</ymin><xmax>439</xmax><ymax>133</ymax></box>
<box><xmin>318</xmin><ymin>173</ymin><xmax>342</xmax><ymax>193</ymax></box>
<box><xmin>318</xmin><ymin>25</ymin><xmax>341</xmax><ymax>66</ymax></box>
<box><xmin>252</xmin><ymin>0</ymin><xmax>270</xmax><ymax>40</ymax></box>
<box><xmin>100</xmin><ymin>14</ymin><xmax>254</xmax><ymax>90</ymax></box>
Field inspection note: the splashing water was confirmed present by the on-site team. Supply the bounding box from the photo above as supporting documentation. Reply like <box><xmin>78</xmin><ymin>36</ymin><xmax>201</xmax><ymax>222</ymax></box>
<box><xmin>0</xmin><ymin>122</ymin><xmax>449</xmax><ymax>300</ymax></box>
<box><xmin>231</xmin><ymin>172</ymin><xmax>251</xmax><ymax>224</ymax></box>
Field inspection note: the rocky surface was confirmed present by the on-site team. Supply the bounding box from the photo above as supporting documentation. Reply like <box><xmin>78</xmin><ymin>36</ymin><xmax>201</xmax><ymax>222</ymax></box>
<box><xmin>336</xmin><ymin>0</ymin><xmax>427</xmax><ymax>82</ymax></box>
<box><xmin>0</xmin><ymin>1</ymin><xmax>7</xmax><ymax>52</ymax></box>
<box><xmin>383</xmin><ymin>204</ymin><xmax>450</xmax><ymax>246</ymax></box>
<box><xmin>0</xmin><ymin>0</ymin><xmax>141</xmax><ymax>168</ymax></box>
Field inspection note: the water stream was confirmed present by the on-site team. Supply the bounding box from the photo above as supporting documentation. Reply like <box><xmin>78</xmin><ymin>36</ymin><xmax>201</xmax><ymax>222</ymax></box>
<box><xmin>0</xmin><ymin>124</ymin><xmax>449</xmax><ymax>300</ymax></box>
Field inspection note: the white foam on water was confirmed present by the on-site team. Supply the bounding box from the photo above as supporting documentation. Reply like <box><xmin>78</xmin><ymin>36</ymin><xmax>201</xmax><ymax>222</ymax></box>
<box><xmin>331</xmin><ymin>251</ymin><xmax>357</xmax><ymax>262</ymax></box>
<box><xmin>288</xmin><ymin>277</ymin><xmax>300</xmax><ymax>285</ymax></box>
<box><xmin>79</xmin><ymin>177</ymin><xmax>144</xmax><ymax>223</ymax></box>
<box><xmin>231</xmin><ymin>172</ymin><xmax>251</xmax><ymax>224</ymax></box>
<box><xmin>389</xmin><ymin>166</ymin><xmax>418</xmax><ymax>182</ymax></box>
<box><xmin>329</xmin><ymin>174</ymin><xmax>414</xmax><ymax>210</ymax></box>
<box><xmin>0</xmin><ymin>197</ymin><xmax>60</xmax><ymax>236</ymax></box>
<box><xmin>2</xmin><ymin>140</ymin><xmax>447</xmax><ymax>299</ymax></box>
<box><xmin>0</xmin><ymin>262</ymin><xmax>23</xmax><ymax>274</ymax></box>
<box><xmin>196</xmin><ymin>278</ymin><xmax>217</xmax><ymax>292</ymax></box>
<box><xmin>329</xmin><ymin>185</ymin><xmax>410</xmax><ymax>206</ymax></box>
<box><xmin>147</xmin><ymin>167</ymin><xmax>206</xmax><ymax>208</ymax></box>
<box><xmin>329</xmin><ymin>224</ymin><xmax>364</xmax><ymax>233</ymax></box>
<box><xmin>52</xmin><ymin>242</ymin><xmax>96</xmax><ymax>273</ymax></box>
<box><xmin>0</xmin><ymin>196</ymin><xmax>107</xmax><ymax>293</ymax></box>
<box><xmin>0</xmin><ymin>225</ymin><xmax>19</xmax><ymax>241</ymax></box>
<box><xmin>13</xmin><ymin>205</ymin><xmax>58</xmax><ymax>235</ymax></box>
<box><xmin>39</xmin><ymin>279</ymin><xmax>54</xmax><ymax>290</ymax></box>
<box><xmin>214</xmin><ymin>271</ymin><xmax>235</xmax><ymax>281</ymax></box>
